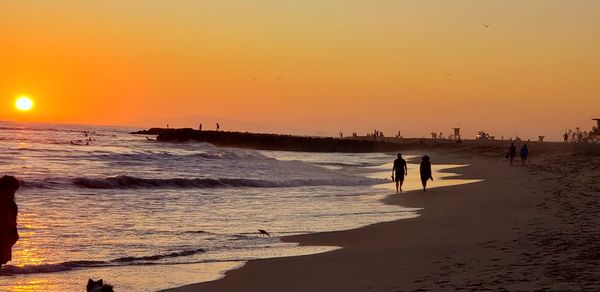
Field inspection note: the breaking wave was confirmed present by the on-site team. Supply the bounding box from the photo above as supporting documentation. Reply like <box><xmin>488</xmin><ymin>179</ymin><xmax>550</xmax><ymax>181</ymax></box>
<box><xmin>0</xmin><ymin>248</ymin><xmax>206</xmax><ymax>275</ymax></box>
<box><xmin>73</xmin><ymin>175</ymin><xmax>386</xmax><ymax>189</ymax></box>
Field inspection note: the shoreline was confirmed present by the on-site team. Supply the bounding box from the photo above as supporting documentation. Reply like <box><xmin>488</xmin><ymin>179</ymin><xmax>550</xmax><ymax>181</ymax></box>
<box><xmin>164</xmin><ymin>150</ymin><xmax>541</xmax><ymax>291</ymax></box>
<box><xmin>165</xmin><ymin>144</ymin><xmax>600</xmax><ymax>291</ymax></box>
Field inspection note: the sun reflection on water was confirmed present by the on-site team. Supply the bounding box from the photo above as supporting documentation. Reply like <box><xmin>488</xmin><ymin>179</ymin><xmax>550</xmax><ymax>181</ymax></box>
<box><xmin>11</xmin><ymin>213</ymin><xmax>48</xmax><ymax>267</ymax></box>
<box><xmin>10</xmin><ymin>278</ymin><xmax>52</xmax><ymax>292</ymax></box>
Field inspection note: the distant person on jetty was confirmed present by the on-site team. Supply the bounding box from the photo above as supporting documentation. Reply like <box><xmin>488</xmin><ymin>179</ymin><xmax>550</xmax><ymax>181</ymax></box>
<box><xmin>520</xmin><ymin>144</ymin><xmax>529</xmax><ymax>165</ymax></box>
<box><xmin>507</xmin><ymin>143</ymin><xmax>517</xmax><ymax>166</ymax></box>
<box><xmin>0</xmin><ymin>176</ymin><xmax>20</xmax><ymax>270</ymax></box>
<box><xmin>419</xmin><ymin>155</ymin><xmax>433</xmax><ymax>191</ymax></box>
<box><xmin>392</xmin><ymin>153</ymin><xmax>407</xmax><ymax>193</ymax></box>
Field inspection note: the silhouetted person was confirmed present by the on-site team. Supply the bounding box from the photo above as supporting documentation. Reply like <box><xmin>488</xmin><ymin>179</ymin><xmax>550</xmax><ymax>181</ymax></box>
<box><xmin>216</xmin><ymin>123</ymin><xmax>220</xmax><ymax>131</ymax></box>
<box><xmin>419</xmin><ymin>155</ymin><xmax>433</xmax><ymax>191</ymax></box>
<box><xmin>0</xmin><ymin>176</ymin><xmax>20</xmax><ymax>270</ymax></box>
<box><xmin>520</xmin><ymin>144</ymin><xmax>529</xmax><ymax>165</ymax></box>
<box><xmin>563</xmin><ymin>132</ymin><xmax>569</xmax><ymax>143</ymax></box>
<box><xmin>199</xmin><ymin>123</ymin><xmax>202</xmax><ymax>131</ymax></box>
<box><xmin>507</xmin><ymin>143</ymin><xmax>517</xmax><ymax>166</ymax></box>
<box><xmin>392</xmin><ymin>153</ymin><xmax>407</xmax><ymax>193</ymax></box>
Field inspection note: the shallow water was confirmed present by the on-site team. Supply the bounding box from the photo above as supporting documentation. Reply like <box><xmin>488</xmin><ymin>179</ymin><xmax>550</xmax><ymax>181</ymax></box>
<box><xmin>0</xmin><ymin>122</ymin><xmax>476</xmax><ymax>291</ymax></box>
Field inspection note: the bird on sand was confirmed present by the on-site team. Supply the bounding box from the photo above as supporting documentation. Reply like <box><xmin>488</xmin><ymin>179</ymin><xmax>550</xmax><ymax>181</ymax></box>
<box><xmin>258</xmin><ymin>229</ymin><xmax>270</xmax><ymax>237</ymax></box>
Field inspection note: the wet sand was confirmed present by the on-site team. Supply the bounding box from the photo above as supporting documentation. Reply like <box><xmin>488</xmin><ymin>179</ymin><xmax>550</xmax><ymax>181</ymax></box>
<box><xmin>166</xmin><ymin>143</ymin><xmax>600</xmax><ymax>291</ymax></box>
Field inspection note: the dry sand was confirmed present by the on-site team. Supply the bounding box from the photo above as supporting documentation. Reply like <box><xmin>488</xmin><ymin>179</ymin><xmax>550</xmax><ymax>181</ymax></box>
<box><xmin>166</xmin><ymin>142</ymin><xmax>600</xmax><ymax>291</ymax></box>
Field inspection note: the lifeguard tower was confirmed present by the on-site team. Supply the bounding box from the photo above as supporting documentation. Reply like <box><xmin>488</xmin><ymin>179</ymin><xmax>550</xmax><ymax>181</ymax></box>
<box><xmin>592</xmin><ymin>119</ymin><xmax>600</xmax><ymax>144</ymax></box>
<box><xmin>452</xmin><ymin>128</ymin><xmax>461</xmax><ymax>140</ymax></box>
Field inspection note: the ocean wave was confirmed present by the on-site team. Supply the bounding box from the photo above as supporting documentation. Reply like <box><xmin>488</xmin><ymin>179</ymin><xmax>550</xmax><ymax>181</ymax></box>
<box><xmin>110</xmin><ymin>248</ymin><xmax>206</xmax><ymax>263</ymax></box>
<box><xmin>20</xmin><ymin>179</ymin><xmax>65</xmax><ymax>190</ymax></box>
<box><xmin>0</xmin><ymin>248</ymin><xmax>206</xmax><ymax>275</ymax></box>
<box><xmin>93</xmin><ymin>149</ymin><xmax>270</xmax><ymax>163</ymax></box>
<box><xmin>0</xmin><ymin>260</ymin><xmax>107</xmax><ymax>275</ymax></box>
<box><xmin>72</xmin><ymin>175</ymin><xmax>386</xmax><ymax>189</ymax></box>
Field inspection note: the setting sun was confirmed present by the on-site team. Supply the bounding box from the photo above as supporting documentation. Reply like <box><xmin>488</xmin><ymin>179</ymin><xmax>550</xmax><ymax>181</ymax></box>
<box><xmin>15</xmin><ymin>96</ymin><xmax>33</xmax><ymax>111</ymax></box>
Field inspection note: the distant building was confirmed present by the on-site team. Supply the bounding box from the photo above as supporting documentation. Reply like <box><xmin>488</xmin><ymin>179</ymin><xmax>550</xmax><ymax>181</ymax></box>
<box><xmin>592</xmin><ymin>119</ymin><xmax>600</xmax><ymax>144</ymax></box>
<box><xmin>452</xmin><ymin>128</ymin><xmax>461</xmax><ymax>140</ymax></box>
<box><xmin>475</xmin><ymin>131</ymin><xmax>491</xmax><ymax>140</ymax></box>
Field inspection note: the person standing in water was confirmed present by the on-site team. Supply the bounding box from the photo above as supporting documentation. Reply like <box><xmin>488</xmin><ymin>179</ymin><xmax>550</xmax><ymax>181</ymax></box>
<box><xmin>0</xmin><ymin>176</ymin><xmax>20</xmax><ymax>270</ymax></box>
<box><xmin>391</xmin><ymin>153</ymin><xmax>407</xmax><ymax>193</ymax></box>
<box><xmin>507</xmin><ymin>143</ymin><xmax>517</xmax><ymax>166</ymax></box>
<box><xmin>520</xmin><ymin>144</ymin><xmax>529</xmax><ymax>165</ymax></box>
<box><xmin>419</xmin><ymin>155</ymin><xmax>433</xmax><ymax>192</ymax></box>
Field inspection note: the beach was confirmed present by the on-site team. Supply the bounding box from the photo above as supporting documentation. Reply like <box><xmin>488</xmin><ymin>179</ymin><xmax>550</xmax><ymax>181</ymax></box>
<box><xmin>167</xmin><ymin>143</ymin><xmax>600</xmax><ymax>291</ymax></box>
<box><xmin>3</xmin><ymin>1</ymin><xmax>600</xmax><ymax>291</ymax></box>
<box><xmin>1</xmin><ymin>123</ymin><xmax>599</xmax><ymax>291</ymax></box>
<box><xmin>1</xmin><ymin>123</ymin><xmax>451</xmax><ymax>291</ymax></box>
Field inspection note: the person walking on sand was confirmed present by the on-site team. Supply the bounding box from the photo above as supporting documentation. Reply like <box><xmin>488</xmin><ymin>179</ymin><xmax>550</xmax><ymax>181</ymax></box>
<box><xmin>391</xmin><ymin>153</ymin><xmax>407</xmax><ymax>193</ymax></box>
<box><xmin>507</xmin><ymin>143</ymin><xmax>517</xmax><ymax>166</ymax></box>
<box><xmin>0</xmin><ymin>176</ymin><xmax>20</xmax><ymax>270</ymax></box>
<box><xmin>520</xmin><ymin>144</ymin><xmax>529</xmax><ymax>166</ymax></box>
<box><xmin>419</xmin><ymin>155</ymin><xmax>433</xmax><ymax>192</ymax></box>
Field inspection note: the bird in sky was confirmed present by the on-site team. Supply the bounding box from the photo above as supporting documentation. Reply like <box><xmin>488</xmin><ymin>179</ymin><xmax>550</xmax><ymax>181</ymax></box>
<box><xmin>483</xmin><ymin>24</ymin><xmax>490</xmax><ymax>28</ymax></box>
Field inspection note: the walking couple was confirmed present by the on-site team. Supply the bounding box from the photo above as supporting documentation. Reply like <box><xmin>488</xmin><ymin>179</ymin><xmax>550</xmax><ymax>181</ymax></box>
<box><xmin>392</xmin><ymin>153</ymin><xmax>433</xmax><ymax>193</ymax></box>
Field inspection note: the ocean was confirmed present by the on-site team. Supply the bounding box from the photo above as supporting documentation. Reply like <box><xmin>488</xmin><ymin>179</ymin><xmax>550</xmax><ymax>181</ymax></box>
<box><xmin>0</xmin><ymin>122</ymin><xmax>472</xmax><ymax>291</ymax></box>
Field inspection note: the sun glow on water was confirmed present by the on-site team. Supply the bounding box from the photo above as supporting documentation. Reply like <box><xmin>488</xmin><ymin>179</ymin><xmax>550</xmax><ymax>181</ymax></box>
<box><xmin>16</xmin><ymin>96</ymin><xmax>34</xmax><ymax>111</ymax></box>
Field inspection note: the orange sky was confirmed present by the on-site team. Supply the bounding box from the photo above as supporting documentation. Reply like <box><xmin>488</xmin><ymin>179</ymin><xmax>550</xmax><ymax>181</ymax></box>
<box><xmin>1</xmin><ymin>1</ymin><xmax>599</xmax><ymax>140</ymax></box>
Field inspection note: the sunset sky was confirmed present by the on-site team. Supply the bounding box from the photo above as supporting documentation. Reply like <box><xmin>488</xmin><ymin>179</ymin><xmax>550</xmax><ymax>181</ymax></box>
<box><xmin>1</xmin><ymin>1</ymin><xmax>599</xmax><ymax>140</ymax></box>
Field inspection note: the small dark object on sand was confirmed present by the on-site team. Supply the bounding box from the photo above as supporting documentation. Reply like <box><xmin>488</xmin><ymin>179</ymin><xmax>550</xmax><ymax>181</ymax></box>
<box><xmin>258</xmin><ymin>229</ymin><xmax>270</xmax><ymax>237</ymax></box>
<box><xmin>87</xmin><ymin>279</ymin><xmax>114</xmax><ymax>292</ymax></box>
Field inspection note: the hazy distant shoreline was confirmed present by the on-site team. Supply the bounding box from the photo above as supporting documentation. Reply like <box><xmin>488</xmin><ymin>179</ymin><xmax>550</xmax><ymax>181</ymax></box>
<box><xmin>132</xmin><ymin>127</ymin><xmax>585</xmax><ymax>154</ymax></box>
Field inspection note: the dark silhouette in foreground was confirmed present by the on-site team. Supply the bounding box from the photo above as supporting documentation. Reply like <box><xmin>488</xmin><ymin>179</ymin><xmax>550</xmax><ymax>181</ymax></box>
<box><xmin>520</xmin><ymin>144</ymin><xmax>529</xmax><ymax>165</ymax></box>
<box><xmin>0</xmin><ymin>176</ymin><xmax>20</xmax><ymax>270</ymax></box>
<box><xmin>258</xmin><ymin>229</ymin><xmax>270</xmax><ymax>237</ymax></box>
<box><xmin>506</xmin><ymin>143</ymin><xmax>517</xmax><ymax>166</ymax></box>
<box><xmin>419</xmin><ymin>156</ymin><xmax>433</xmax><ymax>192</ymax></box>
<box><xmin>87</xmin><ymin>279</ymin><xmax>114</xmax><ymax>292</ymax></box>
<box><xmin>392</xmin><ymin>153</ymin><xmax>408</xmax><ymax>193</ymax></box>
